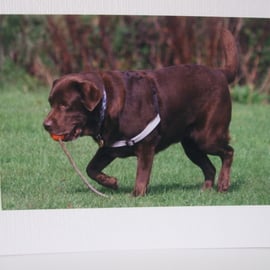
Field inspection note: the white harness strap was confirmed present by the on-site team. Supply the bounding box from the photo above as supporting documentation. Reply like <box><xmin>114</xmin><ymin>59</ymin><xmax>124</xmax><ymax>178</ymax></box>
<box><xmin>110</xmin><ymin>114</ymin><xmax>161</xmax><ymax>148</ymax></box>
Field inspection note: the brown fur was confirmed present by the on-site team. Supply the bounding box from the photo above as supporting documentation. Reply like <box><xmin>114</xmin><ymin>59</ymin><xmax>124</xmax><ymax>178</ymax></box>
<box><xmin>44</xmin><ymin>29</ymin><xmax>238</xmax><ymax>196</ymax></box>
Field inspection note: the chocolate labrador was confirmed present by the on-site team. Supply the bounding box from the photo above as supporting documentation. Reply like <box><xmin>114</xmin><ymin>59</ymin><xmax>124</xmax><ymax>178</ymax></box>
<box><xmin>43</xmin><ymin>29</ymin><xmax>238</xmax><ymax>196</ymax></box>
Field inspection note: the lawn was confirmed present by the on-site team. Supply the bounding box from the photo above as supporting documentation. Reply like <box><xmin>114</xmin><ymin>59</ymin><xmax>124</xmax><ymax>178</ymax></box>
<box><xmin>1</xmin><ymin>86</ymin><xmax>270</xmax><ymax>210</ymax></box>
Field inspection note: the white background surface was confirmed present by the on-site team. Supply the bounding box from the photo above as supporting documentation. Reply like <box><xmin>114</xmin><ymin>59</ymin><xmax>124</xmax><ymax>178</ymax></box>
<box><xmin>1</xmin><ymin>0</ymin><xmax>270</xmax><ymax>268</ymax></box>
<box><xmin>1</xmin><ymin>206</ymin><xmax>270</xmax><ymax>255</ymax></box>
<box><xmin>1</xmin><ymin>249</ymin><xmax>270</xmax><ymax>270</ymax></box>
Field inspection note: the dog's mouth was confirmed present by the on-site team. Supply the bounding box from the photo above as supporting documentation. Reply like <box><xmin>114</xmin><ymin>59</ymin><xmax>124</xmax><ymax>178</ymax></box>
<box><xmin>50</xmin><ymin>127</ymin><xmax>83</xmax><ymax>142</ymax></box>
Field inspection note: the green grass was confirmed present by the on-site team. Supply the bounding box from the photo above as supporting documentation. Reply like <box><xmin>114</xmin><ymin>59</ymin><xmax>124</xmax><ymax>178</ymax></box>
<box><xmin>1</xmin><ymin>86</ymin><xmax>270</xmax><ymax>210</ymax></box>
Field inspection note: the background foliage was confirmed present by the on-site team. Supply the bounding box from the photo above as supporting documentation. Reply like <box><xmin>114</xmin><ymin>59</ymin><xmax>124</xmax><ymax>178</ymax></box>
<box><xmin>0</xmin><ymin>15</ymin><xmax>270</xmax><ymax>103</ymax></box>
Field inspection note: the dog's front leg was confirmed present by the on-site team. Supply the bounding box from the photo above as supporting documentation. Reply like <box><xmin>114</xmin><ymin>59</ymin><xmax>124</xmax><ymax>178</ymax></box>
<box><xmin>86</xmin><ymin>148</ymin><xmax>118</xmax><ymax>190</ymax></box>
<box><xmin>133</xmin><ymin>143</ymin><xmax>155</xmax><ymax>196</ymax></box>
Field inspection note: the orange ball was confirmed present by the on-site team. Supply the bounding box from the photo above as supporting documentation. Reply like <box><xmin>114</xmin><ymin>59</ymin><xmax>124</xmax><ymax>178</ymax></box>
<box><xmin>51</xmin><ymin>134</ymin><xmax>65</xmax><ymax>141</ymax></box>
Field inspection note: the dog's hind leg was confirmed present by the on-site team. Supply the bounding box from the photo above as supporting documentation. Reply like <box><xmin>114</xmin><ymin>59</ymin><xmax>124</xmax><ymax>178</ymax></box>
<box><xmin>181</xmin><ymin>138</ymin><xmax>216</xmax><ymax>190</ymax></box>
<box><xmin>86</xmin><ymin>148</ymin><xmax>118</xmax><ymax>190</ymax></box>
<box><xmin>187</xmin><ymin>132</ymin><xmax>234</xmax><ymax>192</ymax></box>
<box><xmin>196</xmin><ymin>127</ymin><xmax>233</xmax><ymax>192</ymax></box>
<box><xmin>200</xmin><ymin>142</ymin><xmax>233</xmax><ymax>192</ymax></box>
<box><xmin>216</xmin><ymin>144</ymin><xmax>234</xmax><ymax>192</ymax></box>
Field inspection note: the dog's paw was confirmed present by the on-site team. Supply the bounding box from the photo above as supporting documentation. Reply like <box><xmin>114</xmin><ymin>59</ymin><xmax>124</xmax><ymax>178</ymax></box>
<box><xmin>201</xmin><ymin>180</ymin><xmax>214</xmax><ymax>191</ymax></box>
<box><xmin>96</xmin><ymin>174</ymin><xmax>118</xmax><ymax>190</ymax></box>
<box><xmin>217</xmin><ymin>180</ymin><xmax>230</xmax><ymax>192</ymax></box>
<box><xmin>109</xmin><ymin>177</ymin><xmax>119</xmax><ymax>190</ymax></box>
<box><xmin>132</xmin><ymin>186</ymin><xmax>148</xmax><ymax>197</ymax></box>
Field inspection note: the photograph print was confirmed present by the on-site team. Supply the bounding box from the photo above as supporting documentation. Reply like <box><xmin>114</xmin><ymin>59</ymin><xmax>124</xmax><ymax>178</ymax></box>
<box><xmin>1</xmin><ymin>15</ymin><xmax>270</xmax><ymax>209</ymax></box>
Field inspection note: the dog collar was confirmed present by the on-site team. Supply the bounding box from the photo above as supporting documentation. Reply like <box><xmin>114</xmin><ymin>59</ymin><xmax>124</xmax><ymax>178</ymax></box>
<box><xmin>110</xmin><ymin>113</ymin><xmax>161</xmax><ymax>148</ymax></box>
<box><xmin>95</xmin><ymin>89</ymin><xmax>107</xmax><ymax>147</ymax></box>
<box><xmin>100</xmin><ymin>89</ymin><xmax>107</xmax><ymax>125</ymax></box>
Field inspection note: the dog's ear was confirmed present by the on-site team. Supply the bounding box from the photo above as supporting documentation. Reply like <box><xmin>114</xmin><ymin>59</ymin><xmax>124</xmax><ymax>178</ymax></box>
<box><xmin>57</xmin><ymin>75</ymin><xmax>103</xmax><ymax>111</ymax></box>
<box><xmin>80</xmin><ymin>81</ymin><xmax>102</xmax><ymax>111</ymax></box>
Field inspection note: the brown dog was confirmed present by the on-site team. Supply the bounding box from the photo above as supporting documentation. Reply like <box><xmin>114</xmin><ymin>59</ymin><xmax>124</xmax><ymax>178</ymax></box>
<box><xmin>43</xmin><ymin>29</ymin><xmax>238</xmax><ymax>196</ymax></box>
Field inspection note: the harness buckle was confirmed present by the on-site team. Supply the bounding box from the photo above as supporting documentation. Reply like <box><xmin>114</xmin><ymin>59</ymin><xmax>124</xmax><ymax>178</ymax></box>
<box><xmin>126</xmin><ymin>140</ymin><xmax>135</xmax><ymax>147</ymax></box>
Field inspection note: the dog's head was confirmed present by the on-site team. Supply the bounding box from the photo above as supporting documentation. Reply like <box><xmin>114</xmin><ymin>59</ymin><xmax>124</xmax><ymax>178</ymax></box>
<box><xmin>43</xmin><ymin>73</ymin><xmax>104</xmax><ymax>141</ymax></box>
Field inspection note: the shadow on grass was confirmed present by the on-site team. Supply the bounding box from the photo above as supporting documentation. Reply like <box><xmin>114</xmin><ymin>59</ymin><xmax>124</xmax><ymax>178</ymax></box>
<box><xmin>71</xmin><ymin>176</ymin><xmax>245</xmax><ymax>197</ymax></box>
<box><xmin>115</xmin><ymin>177</ymin><xmax>244</xmax><ymax>195</ymax></box>
<box><xmin>228</xmin><ymin>177</ymin><xmax>245</xmax><ymax>192</ymax></box>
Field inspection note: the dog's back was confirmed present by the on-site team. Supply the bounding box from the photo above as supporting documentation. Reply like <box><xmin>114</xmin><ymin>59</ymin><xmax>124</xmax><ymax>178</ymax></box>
<box><xmin>151</xmin><ymin>29</ymin><xmax>239</xmax><ymax>149</ymax></box>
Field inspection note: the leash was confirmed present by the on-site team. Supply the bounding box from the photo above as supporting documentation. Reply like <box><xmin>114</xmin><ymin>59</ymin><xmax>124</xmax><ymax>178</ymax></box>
<box><xmin>58</xmin><ymin>139</ymin><xmax>108</xmax><ymax>198</ymax></box>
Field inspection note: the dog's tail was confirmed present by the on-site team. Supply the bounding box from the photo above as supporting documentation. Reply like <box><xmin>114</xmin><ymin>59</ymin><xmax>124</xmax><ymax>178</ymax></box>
<box><xmin>220</xmin><ymin>28</ymin><xmax>239</xmax><ymax>84</ymax></box>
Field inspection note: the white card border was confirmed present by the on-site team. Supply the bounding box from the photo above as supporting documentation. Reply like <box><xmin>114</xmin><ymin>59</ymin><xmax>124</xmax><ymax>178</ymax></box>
<box><xmin>1</xmin><ymin>206</ymin><xmax>270</xmax><ymax>255</ymax></box>
<box><xmin>1</xmin><ymin>0</ymin><xmax>270</xmax><ymax>257</ymax></box>
<box><xmin>0</xmin><ymin>0</ymin><xmax>269</xmax><ymax>18</ymax></box>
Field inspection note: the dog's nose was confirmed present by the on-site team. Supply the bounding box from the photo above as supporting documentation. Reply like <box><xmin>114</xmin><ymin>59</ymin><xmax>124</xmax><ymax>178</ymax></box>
<box><xmin>43</xmin><ymin>119</ymin><xmax>53</xmax><ymax>131</ymax></box>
